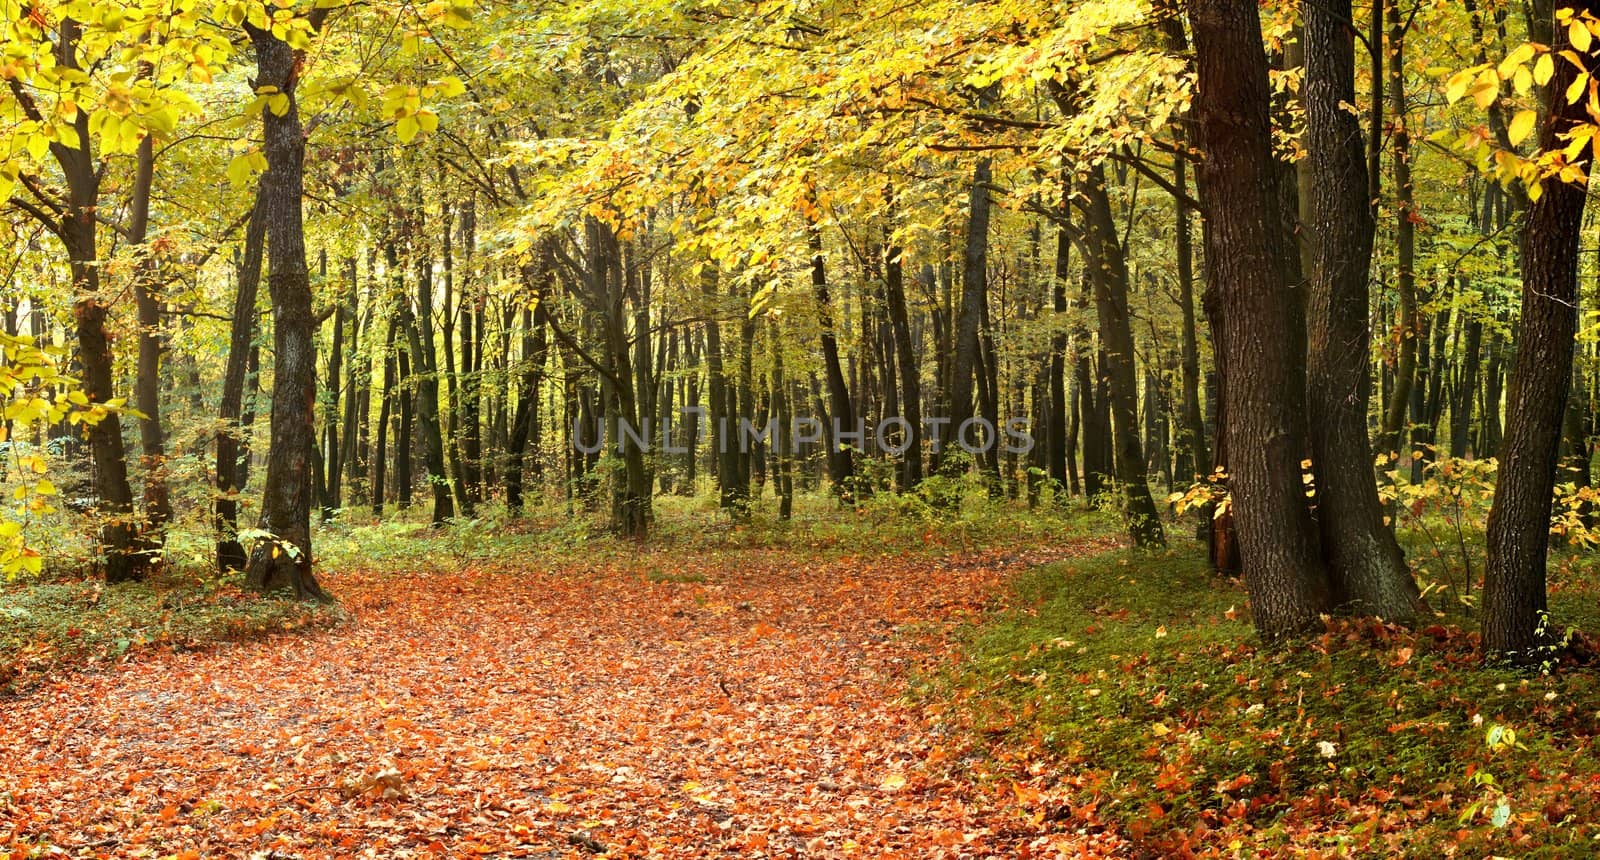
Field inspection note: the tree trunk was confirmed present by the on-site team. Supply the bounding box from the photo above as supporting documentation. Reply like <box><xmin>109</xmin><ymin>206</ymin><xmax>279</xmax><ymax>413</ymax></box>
<box><xmin>1048</xmin><ymin>200</ymin><xmax>1072</xmax><ymax>494</ymax></box>
<box><xmin>810</xmin><ymin>225</ymin><xmax>857</xmax><ymax>498</ymax></box>
<box><xmin>217</xmin><ymin>202</ymin><xmax>266</xmax><ymax>572</ymax></box>
<box><xmin>1189</xmin><ymin>0</ymin><xmax>1330</xmax><ymax>639</ymax></box>
<box><xmin>1073</xmin><ymin>273</ymin><xmax>1112</xmax><ymax>498</ymax></box>
<box><xmin>1081</xmin><ymin>166</ymin><xmax>1166</xmax><ymax>547</ymax></box>
<box><xmin>770</xmin><ymin>316</ymin><xmax>795</xmax><ymax>519</ymax></box>
<box><xmin>1483</xmin><ymin>0</ymin><xmax>1597</xmax><ymax>661</ymax></box>
<box><xmin>459</xmin><ymin>203</ymin><xmax>485</xmax><ymax>513</ymax></box>
<box><xmin>45</xmin><ymin>20</ymin><xmax>146</xmax><ymax>583</ymax></box>
<box><xmin>508</xmin><ymin>253</ymin><xmax>551</xmax><ymax>514</ymax></box>
<box><xmin>1382</xmin><ymin>1</ymin><xmax>1420</xmax><ymax>469</ymax></box>
<box><xmin>241</xmin><ymin>22</ymin><xmax>327</xmax><ymax>600</ymax></box>
<box><xmin>336</xmin><ymin>257</ymin><xmax>362</xmax><ymax>508</ymax></box>
<box><xmin>883</xmin><ymin>234</ymin><xmax>923</xmax><ymax>489</ymax></box>
<box><xmin>1301</xmin><ymin>0</ymin><xmax>1420</xmax><ymax>620</ymax></box>
<box><xmin>401</xmin><ymin>214</ymin><xmax>455</xmax><ymax>527</ymax></box>
<box><xmin>128</xmin><ymin>132</ymin><xmax>172</xmax><ymax>557</ymax></box>
<box><xmin>441</xmin><ymin>206</ymin><xmax>467</xmax><ymax>516</ymax></box>
<box><xmin>320</xmin><ymin>253</ymin><xmax>347</xmax><ymax>521</ymax></box>
<box><xmin>940</xmin><ymin>159</ymin><xmax>993</xmax><ymax>486</ymax></box>
<box><xmin>372</xmin><ymin>317</ymin><xmax>396</xmax><ymax>517</ymax></box>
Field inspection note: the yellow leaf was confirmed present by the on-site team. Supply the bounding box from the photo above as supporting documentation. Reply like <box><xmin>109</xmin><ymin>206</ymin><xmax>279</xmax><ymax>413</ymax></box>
<box><xmin>1514</xmin><ymin>65</ymin><xmax>1533</xmax><ymax>96</ymax></box>
<box><xmin>1573</xmin><ymin>18</ymin><xmax>1593</xmax><ymax>53</ymax></box>
<box><xmin>1445</xmin><ymin>68</ymin><xmax>1476</xmax><ymax>104</ymax></box>
<box><xmin>435</xmin><ymin>76</ymin><xmax>465</xmax><ymax>97</ymax></box>
<box><xmin>1508</xmin><ymin>109</ymin><xmax>1538</xmax><ymax>145</ymax></box>
<box><xmin>879</xmin><ymin>772</ymin><xmax>907</xmax><ymax>791</ymax></box>
<box><xmin>1536</xmin><ymin>52</ymin><xmax>1556</xmax><ymax>86</ymax></box>
<box><xmin>1567</xmin><ymin>71</ymin><xmax>1590</xmax><ymax>105</ymax></box>
<box><xmin>1473</xmin><ymin>69</ymin><xmax>1500</xmax><ymax>108</ymax></box>
<box><xmin>1498</xmin><ymin>43</ymin><xmax>1535</xmax><ymax>79</ymax></box>
<box><xmin>396</xmin><ymin>114</ymin><xmax>420</xmax><ymax>144</ymax></box>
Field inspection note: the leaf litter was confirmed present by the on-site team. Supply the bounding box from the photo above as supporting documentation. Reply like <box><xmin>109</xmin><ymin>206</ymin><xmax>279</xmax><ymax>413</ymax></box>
<box><xmin>0</xmin><ymin>541</ymin><xmax>1121</xmax><ymax>858</ymax></box>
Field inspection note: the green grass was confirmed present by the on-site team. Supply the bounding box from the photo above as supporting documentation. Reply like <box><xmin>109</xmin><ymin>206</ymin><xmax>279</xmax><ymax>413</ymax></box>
<box><xmin>0</xmin><ymin>570</ymin><xmax>343</xmax><ymax>695</ymax></box>
<box><xmin>926</xmin><ymin>541</ymin><xmax>1600</xmax><ymax>857</ymax></box>
<box><xmin>312</xmin><ymin>483</ymin><xmax>1117</xmax><ymax>573</ymax></box>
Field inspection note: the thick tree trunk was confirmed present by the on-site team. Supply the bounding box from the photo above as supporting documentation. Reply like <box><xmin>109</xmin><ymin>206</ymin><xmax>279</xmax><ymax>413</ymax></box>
<box><xmin>1301</xmin><ymin>0</ymin><xmax>1420</xmax><ymax>621</ymax></box>
<box><xmin>1484</xmin><ymin>0</ymin><xmax>1597</xmax><ymax>661</ymax></box>
<box><xmin>1189</xmin><ymin>0</ymin><xmax>1331</xmax><ymax>639</ymax></box>
<box><xmin>241</xmin><ymin>22</ymin><xmax>327</xmax><ymax>600</ymax></box>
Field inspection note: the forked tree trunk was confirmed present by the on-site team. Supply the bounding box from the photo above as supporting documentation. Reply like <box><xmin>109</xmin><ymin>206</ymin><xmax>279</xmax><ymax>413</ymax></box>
<box><xmin>401</xmin><ymin>215</ymin><xmax>455</xmax><ymax>527</ymax></box>
<box><xmin>1189</xmin><ymin>0</ymin><xmax>1330</xmax><ymax>639</ymax></box>
<box><xmin>1301</xmin><ymin>0</ymin><xmax>1420</xmax><ymax>621</ymax></box>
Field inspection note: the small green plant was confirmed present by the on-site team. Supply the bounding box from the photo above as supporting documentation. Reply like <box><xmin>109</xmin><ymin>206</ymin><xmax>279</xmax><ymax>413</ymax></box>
<box><xmin>1460</xmin><ymin>723</ymin><xmax>1526</xmax><ymax>830</ymax></box>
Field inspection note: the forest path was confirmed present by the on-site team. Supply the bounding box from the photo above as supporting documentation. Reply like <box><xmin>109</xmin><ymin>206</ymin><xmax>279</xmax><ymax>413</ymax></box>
<box><xmin>0</xmin><ymin>541</ymin><xmax>1118</xmax><ymax>859</ymax></box>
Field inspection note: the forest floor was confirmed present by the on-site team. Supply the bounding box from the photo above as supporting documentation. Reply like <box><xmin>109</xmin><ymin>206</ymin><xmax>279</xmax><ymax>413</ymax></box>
<box><xmin>0</xmin><ymin>499</ymin><xmax>1124</xmax><ymax>859</ymax></box>
<box><xmin>7</xmin><ymin>497</ymin><xmax>1600</xmax><ymax>858</ymax></box>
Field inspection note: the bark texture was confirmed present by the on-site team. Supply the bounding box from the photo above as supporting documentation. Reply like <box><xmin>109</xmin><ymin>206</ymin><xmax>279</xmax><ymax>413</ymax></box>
<box><xmin>1189</xmin><ymin>0</ymin><xmax>1330</xmax><ymax>640</ymax></box>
